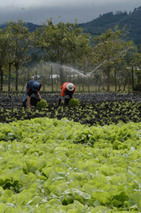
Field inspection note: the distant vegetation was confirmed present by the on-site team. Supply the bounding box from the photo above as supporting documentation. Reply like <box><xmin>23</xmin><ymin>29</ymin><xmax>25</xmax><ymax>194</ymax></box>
<box><xmin>79</xmin><ymin>6</ymin><xmax>141</xmax><ymax>46</ymax></box>
<box><xmin>0</xmin><ymin>7</ymin><xmax>141</xmax><ymax>93</ymax></box>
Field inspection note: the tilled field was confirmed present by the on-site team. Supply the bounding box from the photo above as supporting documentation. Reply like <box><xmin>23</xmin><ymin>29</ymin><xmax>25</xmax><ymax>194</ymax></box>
<box><xmin>1</xmin><ymin>92</ymin><xmax>141</xmax><ymax>125</ymax></box>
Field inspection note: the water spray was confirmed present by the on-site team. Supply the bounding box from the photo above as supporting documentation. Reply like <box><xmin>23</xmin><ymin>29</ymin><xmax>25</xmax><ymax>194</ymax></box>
<box><xmin>45</xmin><ymin>48</ymin><xmax>131</xmax><ymax>79</ymax></box>
<box><xmin>62</xmin><ymin>65</ymin><xmax>88</xmax><ymax>78</ymax></box>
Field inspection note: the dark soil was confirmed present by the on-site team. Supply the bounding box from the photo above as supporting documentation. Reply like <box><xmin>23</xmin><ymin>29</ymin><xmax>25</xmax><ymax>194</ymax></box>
<box><xmin>1</xmin><ymin>92</ymin><xmax>141</xmax><ymax>126</ymax></box>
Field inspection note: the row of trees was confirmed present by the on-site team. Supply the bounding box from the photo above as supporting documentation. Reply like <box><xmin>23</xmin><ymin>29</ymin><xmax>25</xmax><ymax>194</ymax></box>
<box><xmin>0</xmin><ymin>19</ymin><xmax>141</xmax><ymax>92</ymax></box>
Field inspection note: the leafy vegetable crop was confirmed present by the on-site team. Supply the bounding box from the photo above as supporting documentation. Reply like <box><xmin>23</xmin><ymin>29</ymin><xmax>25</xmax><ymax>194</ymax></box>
<box><xmin>1</xmin><ymin>100</ymin><xmax>141</xmax><ymax>126</ymax></box>
<box><xmin>0</xmin><ymin>117</ymin><xmax>141</xmax><ymax>212</ymax></box>
<box><xmin>1</xmin><ymin>93</ymin><xmax>141</xmax><ymax>126</ymax></box>
<box><xmin>68</xmin><ymin>99</ymin><xmax>80</xmax><ymax>107</ymax></box>
<box><xmin>36</xmin><ymin>99</ymin><xmax>47</xmax><ymax>109</ymax></box>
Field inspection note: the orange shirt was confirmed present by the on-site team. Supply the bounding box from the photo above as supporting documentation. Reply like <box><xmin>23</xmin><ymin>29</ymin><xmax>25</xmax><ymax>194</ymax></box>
<box><xmin>60</xmin><ymin>82</ymin><xmax>75</xmax><ymax>96</ymax></box>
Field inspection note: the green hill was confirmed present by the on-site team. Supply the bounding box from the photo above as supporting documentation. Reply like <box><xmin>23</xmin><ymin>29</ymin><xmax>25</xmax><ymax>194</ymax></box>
<box><xmin>79</xmin><ymin>6</ymin><xmax>141</xmax><ymax>44</ymax></box>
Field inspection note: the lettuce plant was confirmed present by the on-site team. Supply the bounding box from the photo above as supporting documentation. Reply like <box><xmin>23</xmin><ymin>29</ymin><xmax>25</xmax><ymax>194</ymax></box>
<box><xmin>36</xmin><ymin>99</ymin><xmax>47</xmax><ymax>109</ymax></box>
<box><xmin>68</xmin><ymin>99</ymin><xmax>80</xmax><ymax>107</ymax></box>
<box><xmin>0</xmin><ymin>118</ymin><xmax>141</xmax><ymax>211</ymax></box>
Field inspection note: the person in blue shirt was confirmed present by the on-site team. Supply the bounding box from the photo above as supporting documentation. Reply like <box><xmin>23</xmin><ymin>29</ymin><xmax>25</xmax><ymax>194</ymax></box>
<box><xmin>22</xmin><ymin>80</ymin><xmax>41</xmax><ymax>108</ymax></box>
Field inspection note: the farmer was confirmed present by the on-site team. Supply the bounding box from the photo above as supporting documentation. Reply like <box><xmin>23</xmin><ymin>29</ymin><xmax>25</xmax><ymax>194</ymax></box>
<box><xmin>59</xmin><ymin>82</ymin><xmax>76</xmax><ymax>105</ymax></box>
<box><xmin>22</xmin><ymin>80</ymin><xmax>41</xmax><ymax>108</ymax></box>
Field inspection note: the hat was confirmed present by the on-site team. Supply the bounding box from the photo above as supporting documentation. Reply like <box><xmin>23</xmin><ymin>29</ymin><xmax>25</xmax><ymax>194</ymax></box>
<box><xmin>67</xmin><ymin>83</ymin><xmax>74</xmax><ymax>91</ymax></box>
<box><xmin>31</xmin><ymin>81</ymin><xmax>41</xmax><ymax>92</ymax></box>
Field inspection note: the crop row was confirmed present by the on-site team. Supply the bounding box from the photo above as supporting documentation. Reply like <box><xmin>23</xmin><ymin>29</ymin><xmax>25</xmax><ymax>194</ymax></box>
<box><xmin>0</xmin><ymin>101</ymin><xmax>141</xmax><ymax>126</ymax></box>
<box><xmin>0</xmin><ymin>118</ymin><xmax>141</xmax><ymax>212</ymax></box>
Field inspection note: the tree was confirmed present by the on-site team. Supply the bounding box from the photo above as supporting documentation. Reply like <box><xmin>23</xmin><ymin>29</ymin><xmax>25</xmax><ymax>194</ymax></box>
<box><xmin>2</xmin><ymin>28</ymin><xmax>15</xmax><ymax>92</ymax></box>
<box><xmin>93</xmin><ymin>26</ymin><xmax>133</xmax><ymax>92</ymax></box>
<box><xmin>134</xmin><ymin>53</ymin><xmax>141</xmax><ymax>90</ymax></box>
<box><xmin>5</xmin><ymin>20</ymin><xmax>31</xmax><ymax>91</ymax></box>
<box><xmin>0</xmin><ymin>29</ymin><xmax>9</xmax><ymax>91</ymax></box>
<box><xmin>33</xmin><ymin>19</ymin><xmax>92</xmax><ymax>84</ymax></box>
<box><xmin>126</xmin><ymin>50</ymin><xmax>141</xmax><ymax>91</ymax></box>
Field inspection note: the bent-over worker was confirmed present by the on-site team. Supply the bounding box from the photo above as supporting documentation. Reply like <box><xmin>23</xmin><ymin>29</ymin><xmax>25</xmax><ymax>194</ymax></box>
<box><xmin>59</xmin><ymin>82</ymin><xmax>75</xmax><ymax>105</ymax></box>
<box><xmin>22</xmin><ymin>80</ymin><xmax>41</xmax><ymax>108</ymax></box>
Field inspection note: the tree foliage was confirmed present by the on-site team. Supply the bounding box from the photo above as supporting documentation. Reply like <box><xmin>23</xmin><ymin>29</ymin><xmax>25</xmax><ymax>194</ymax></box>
<box><xmin>33</xmin><ymin>19</ymin><xmax>92</xmax><ymax>65</ymax></box>
<box><xmin>93</xmin><ymin>26</ymin><xmax>134</xmax><ymax>91</ymax></box>
<box><xmin>0</xmin><ymin>19</ymin><xmax>140</xmax><ymax>92</ymax></box>
<box><xmin>4</xmin><ymin>20</ymin><xmax>31</xmax><ymax>91</ymax></box>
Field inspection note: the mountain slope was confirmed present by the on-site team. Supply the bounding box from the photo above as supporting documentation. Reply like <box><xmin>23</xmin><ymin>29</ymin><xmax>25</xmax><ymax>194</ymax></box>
<box><xmin>79</xmin><ymin>11</ymin><xmax>128</xmax><ymax>34</ymax></box>
<box><xmin>79</xmin><ymin>6</ymin><xmax>141</xmax><ymax>44</ymax></box>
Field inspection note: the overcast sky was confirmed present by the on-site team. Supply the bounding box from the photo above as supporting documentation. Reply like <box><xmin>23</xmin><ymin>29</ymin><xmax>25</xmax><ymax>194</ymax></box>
<box><xmin>0</xmin><ymin>0</ymin><xmax>141</xmax><ymax>25</ymax></box>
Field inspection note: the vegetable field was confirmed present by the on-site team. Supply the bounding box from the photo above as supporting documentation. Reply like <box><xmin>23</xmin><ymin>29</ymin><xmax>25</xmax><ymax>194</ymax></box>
<box><xmin>1</xmin><ymin>93</ymin><xmax>141</xmax><ymax>125</ymax></box>
<box><xmin>0</xmin><ymin>93</ymin><xmax>141</xmax><ymax>212</ymax></box>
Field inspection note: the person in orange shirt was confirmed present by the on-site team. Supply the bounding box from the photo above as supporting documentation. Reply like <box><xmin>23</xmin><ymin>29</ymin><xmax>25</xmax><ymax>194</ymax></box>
<box><xmin>59</xmin><ymin>82</ymin><xmax>76</xmax><ymax>105</ymax></box>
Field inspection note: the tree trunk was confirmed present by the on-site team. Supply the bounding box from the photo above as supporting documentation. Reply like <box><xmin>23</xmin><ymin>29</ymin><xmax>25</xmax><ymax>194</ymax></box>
<box><xmin>15</xmin><ymin>63</ymin><xmax>19</xmax><ymax>91</ymax></box>
<box><xmin>27</xmin><ymin>68</ymin><xmax>30</xmax><ymax>81</ymax></box>
<box><xmin>128</xmin><ymin>75</ymin><xmax>130</xmax><ymax>92</ymax></box>
<box><xmin>51</xmin><ymin>65</ymin><xmax>53</xmax><ymax>92</ymax></box>
<box><xmin>8</xmin><ymin>63</ymin><xmax>12</xmax><ymax>93</ymax></box>
<box><xmin>82</xmin><ymin>78</ymin><xmax>84</xmax><ymax>92</ymax></box>
<box><xmin>114</xmin><ymin>69</ymin><xmax>117</xmax><ymax>92</ymax></box>
<box><xmin>98</xmin><ymin>79</ymin><xmax>101</xmax><ymax>92</ymax></box>
<box><xmin>79</xmin><ymin>77</ymin><xmax>81</xmax><ymax>91</ymax></box>
<box><xmin>131</xmin><ymin>66</ymin><xmax>134</xmax><ymax>91</ymax></box>
<box><xmin>106</xmin><ymin>68</ymin><xmax>110</xmax><ymax>92</ymax></box>
<box><xmin>123</xmin><ymin>77</ymin><xmax>128</xmax><ymax>91</ymax></box>
<box><xmin>59</xmin><ymin>64</ymin><xmax>64</xmax><ymax>85</ymax></box>
<box><xmin>87</xmin><ymin>78</ymin><xmax>90</xmax><ymax>92</ymax></box>
<box><xmin>0</xmin><ymin>66</ymin><xmax>3</xmax><ymax>92</ymax></box>
<box><xmin>118</xmin><ymin>81</ymin><xmax>121</xmax><ymax>91</ymax></box>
